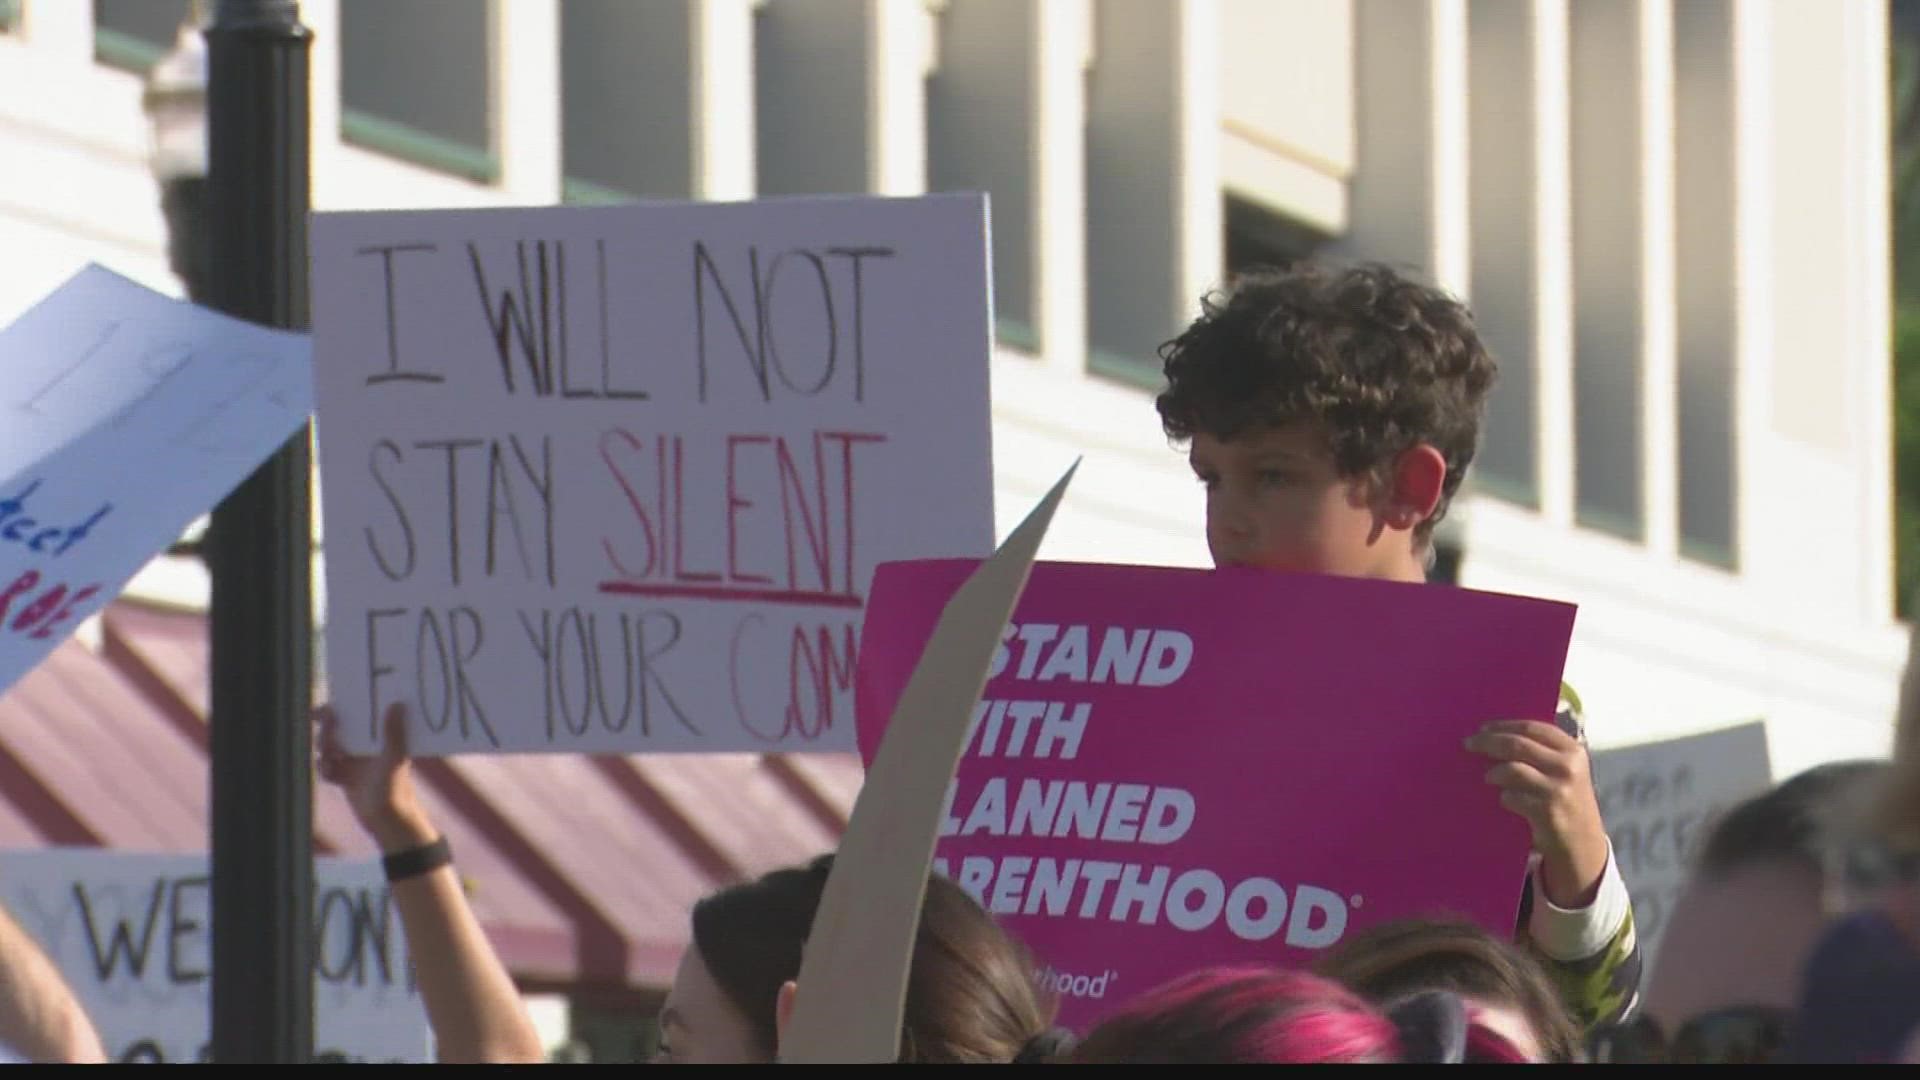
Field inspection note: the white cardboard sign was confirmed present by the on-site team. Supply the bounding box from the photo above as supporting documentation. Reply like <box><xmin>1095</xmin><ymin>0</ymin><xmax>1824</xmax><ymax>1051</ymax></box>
<box><xmin>0</xmin><ymin>850</ymin><xmax>430</xmax><ymax>1064</ymax></box>
<box><xmin>1591</xmin><ymin>722</ymin><xmax>1773</xmax><ymax>968</ymax></box>
<box><xmin>312</xmin><ymin>195</ymin><xmax>995</xmax><ymax>754</ymax></box>
<box><xmin>0</xmin><ymin>266</ymin><xmax>312</xmax><ymax>695</ymax></box>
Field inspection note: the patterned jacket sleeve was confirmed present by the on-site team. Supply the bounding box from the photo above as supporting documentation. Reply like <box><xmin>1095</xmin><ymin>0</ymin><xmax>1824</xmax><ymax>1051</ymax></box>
<box><xmin>1511</xmin><ymin>686</ymin><xmax>1644</xmax><ymax>1032</ymax></box>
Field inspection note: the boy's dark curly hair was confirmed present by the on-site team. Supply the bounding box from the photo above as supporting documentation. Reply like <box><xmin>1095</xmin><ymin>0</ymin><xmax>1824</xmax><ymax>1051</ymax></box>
<box><xmin>1155</xmin><ymin>263</ymin><xmax>1497</xmax><ymax>540</ymax></box>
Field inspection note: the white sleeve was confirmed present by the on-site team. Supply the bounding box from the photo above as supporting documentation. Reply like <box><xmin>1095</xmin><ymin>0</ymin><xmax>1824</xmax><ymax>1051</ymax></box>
<box><xmin>1525</xmin><ymin>841</ymin><xmax>1633</xmax><ymax>962</ymax></box>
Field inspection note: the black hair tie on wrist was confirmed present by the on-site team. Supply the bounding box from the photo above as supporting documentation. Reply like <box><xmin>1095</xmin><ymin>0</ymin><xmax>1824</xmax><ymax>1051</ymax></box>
<box><xmin>382</xmin><ymin>837</ymin><xmax>451</xmax><ymax>883</ymax></box>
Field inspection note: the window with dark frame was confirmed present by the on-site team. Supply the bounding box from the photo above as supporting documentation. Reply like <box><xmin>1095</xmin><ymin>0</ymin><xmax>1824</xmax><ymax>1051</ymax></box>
<box><xmin>1568</xmin><ymin>0</ymin><xmax>1647</xmax><ymax>545</ymax></box>
<box><xmin>339</xmin><ymin>0</ymin><xmax>496</xmax><ymax>183</ymax></box>
<box><xmin>558</xmin><ymin>0</ymin><xmax>692</xmax><ymax>204</ymax></box>
<box><xmin>560</xmin><ymin>0</ymin><xmax>636</xmax><ymax>204</ymax></box>
<box><xmin>1089</xmin><ymin>194</ymin><xmax>1328</xmax><ymax>389</ymax></box>
<box><xmin>94</xmin><ymin>0</ymin><xmax>194</xmax><ymax>71</ymax></box>
<box><xmin>1465</xmin><ymin>0</ymin><xmax>1544</xmax><ymax>512</ymax></box>
<box><xmin>1224</xmin><ymin>195</ymin><xmax>1325</xmax><ymax>278</ymax></box>
<box><xmin>1674</xmin><ymin>0</ymin><xmax>1739</xmax><ymax>570</ymax></box>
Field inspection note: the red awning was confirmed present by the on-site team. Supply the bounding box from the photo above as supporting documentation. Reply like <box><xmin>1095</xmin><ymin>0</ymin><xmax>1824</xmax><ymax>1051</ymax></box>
<box><xmin>0</xmin><ymin>601</ymin><xmax>865</xmax><ymax>993</ymax></box>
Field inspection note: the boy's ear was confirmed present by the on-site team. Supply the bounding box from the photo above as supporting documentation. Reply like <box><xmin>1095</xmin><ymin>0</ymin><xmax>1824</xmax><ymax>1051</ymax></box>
<box><xmin>775</xmin><ymin>980</ymin><xmax>799</xmax><ymax>1048</ymax></box>
<box><xmin>1385</xmin><ymin>445</ymin><xmax>1448</xmax><ymax>531</ymax></box>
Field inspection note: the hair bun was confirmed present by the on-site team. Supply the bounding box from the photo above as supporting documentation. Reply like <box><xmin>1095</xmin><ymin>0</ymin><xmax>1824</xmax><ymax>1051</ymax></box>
<box><xmin>1385</xmin><ymin>991</ymin><xmax>1470</xmax><ymax>1064</ymax></box>
<box><xmin>1013</xmin><ymin>1027</ymin><xmax>1077</xmax><ymax>1064</ymax></box>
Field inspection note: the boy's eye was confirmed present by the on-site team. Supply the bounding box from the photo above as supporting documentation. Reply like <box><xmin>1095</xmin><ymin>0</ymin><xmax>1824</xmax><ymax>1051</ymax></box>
<box><xmin>1257</xmin><ymin>469</ymin><xmax>1295</xmax><ymax>486</ymax></box>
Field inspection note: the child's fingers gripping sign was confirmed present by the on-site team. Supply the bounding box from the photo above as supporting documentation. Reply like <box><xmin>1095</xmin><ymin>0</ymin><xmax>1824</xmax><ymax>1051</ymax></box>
<box><xmin>1469</xmin><ymin>720</ymin><xmax>1578</xmax><ymax>778</ymax></box>
<box><xmin>1464</xmin><ymin>720</ymin><xmax>1602</xmax><ymax>861</ymax></box>
<box><xmin>1465</xmin><ymin>719</ymin><xmax>1612</xmax><ymax>908</ymax></box>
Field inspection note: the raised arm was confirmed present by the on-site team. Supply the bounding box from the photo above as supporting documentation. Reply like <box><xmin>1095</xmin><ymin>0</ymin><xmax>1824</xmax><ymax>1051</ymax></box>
<box><xmin>0</xmin><ymin>897</ymin><xmax>106</xmax><ymax>1062</ymax></box>
<box><xmin>316</xmin><ymin>704</ymin><xmax>545</xmax><ymax>1064</ymax></box>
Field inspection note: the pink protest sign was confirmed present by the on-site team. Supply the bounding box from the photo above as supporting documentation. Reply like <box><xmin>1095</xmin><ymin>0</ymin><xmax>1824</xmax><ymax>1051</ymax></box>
<box><xmin>855</xmin><ymin>560</ymin><xmax>1577</xmax><ymax>1031</ymax></box>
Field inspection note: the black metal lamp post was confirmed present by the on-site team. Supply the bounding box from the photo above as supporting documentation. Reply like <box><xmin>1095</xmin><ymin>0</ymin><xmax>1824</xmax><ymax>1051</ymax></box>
<box><xmin>147</xmin><ymin>0</ymin><xmax>317</xmax><ymax>1064</ymax></box>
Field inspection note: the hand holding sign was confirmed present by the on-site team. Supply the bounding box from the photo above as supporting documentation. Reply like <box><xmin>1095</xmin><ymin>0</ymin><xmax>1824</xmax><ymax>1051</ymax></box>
<box><xmin>1468</xmin><ymin>719</ymin><xmax>1610</xmax><ymax>906</ymax></box>
<box><xmin>316</xmin><ymin>704</ymin><xmax>435</xmax><ymax>854</ymax></box>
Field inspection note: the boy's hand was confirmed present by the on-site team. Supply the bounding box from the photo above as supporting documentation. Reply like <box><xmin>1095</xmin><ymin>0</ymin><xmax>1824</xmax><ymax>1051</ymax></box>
<box><xmin>1466</xmin><ymin>719</ymin><xmax>1611</xmax><ymax>908</ymax></box>
<box><xmin>315</xmin><ymin>702</ymin><xmax>436</xmax><ymax>854</ymax></box>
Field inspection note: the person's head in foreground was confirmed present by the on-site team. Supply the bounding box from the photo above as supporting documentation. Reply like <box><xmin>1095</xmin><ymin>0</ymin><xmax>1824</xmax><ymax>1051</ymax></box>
<box><xmin>1769</xmin><ymin>632</ymin><xmax>1920</xmax><ymax>1065</ymax></box>
<box><xmin>655</xmin><ymin>854</ymin><xmax>1058</xmax><ymax>1063</ymax></box>
<box><xmin>1315</xmin><ymin>916</ymin><xmax>1581</xmax><ymax>1062</ymax></box>
<box><xmin>1068</xmin><ymin>965</ymin><xmax>1528</xmax><ymax>1065</ymax></box>
<box><xmin>1612</xmin><ymin>759</ymin><xmax>1895</xmax><ymax>1063</ymax></box>
<box><xmin>1158</xmin><ymin>262</ymin><xmax>1497</xmax><ymax>583</ymax></box>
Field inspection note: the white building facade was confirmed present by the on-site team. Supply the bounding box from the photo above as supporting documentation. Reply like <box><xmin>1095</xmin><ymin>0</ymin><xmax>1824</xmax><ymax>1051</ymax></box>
<box><xmin>0</xmin><ymin>0</ymin><xmax>1904</xmax><ymax>778</ymax></box>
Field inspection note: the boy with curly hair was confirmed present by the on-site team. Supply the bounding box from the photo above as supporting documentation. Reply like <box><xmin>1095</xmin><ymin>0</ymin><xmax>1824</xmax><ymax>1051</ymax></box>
<box><xmin>1156</xmin><ymin>262</ymin><xmax>1639</xmax><ymax>1031</ymax></box>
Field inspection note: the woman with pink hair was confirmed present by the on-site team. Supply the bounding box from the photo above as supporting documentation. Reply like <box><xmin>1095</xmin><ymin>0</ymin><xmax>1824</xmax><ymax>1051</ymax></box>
<box><xmin>1069</xmin><ymin>966</ymin><xmax>1532</xmax><ymax>1065</ymax></box>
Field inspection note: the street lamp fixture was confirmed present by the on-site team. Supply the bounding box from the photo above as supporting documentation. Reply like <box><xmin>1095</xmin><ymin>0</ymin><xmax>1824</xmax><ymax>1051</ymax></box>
<box><xmin>143</xmin><ymin>3</ymin><xmax>211</xmax><ymax>302</ymax></box>
<box><xmin>144</xmin><ymin>10</ymin><xmax>212</xmax><ymax>561</ymax></box>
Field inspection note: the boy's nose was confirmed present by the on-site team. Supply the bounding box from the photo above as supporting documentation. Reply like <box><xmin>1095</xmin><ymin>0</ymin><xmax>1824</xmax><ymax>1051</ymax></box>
<box><xmin>1209</xmin><ymin>499</ymin><xmax>1255</xmax><ymax>553</ymax></box>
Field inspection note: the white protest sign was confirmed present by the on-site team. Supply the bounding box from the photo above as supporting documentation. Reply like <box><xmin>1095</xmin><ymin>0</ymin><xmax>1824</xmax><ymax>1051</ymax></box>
<box><xmin>0</xmin><ymin>266</ymin><xmax>312</xmax><ymax>694</ymax></box>
<box><xmin>1591</xmin><ymin>722</ymin><xmax>1772</xmax><ymax>968</ymax></box>
<box><xmin>0</xmin><ymin>850</ymin><xmax>430</xmax><ymax>1063</ymax></box>
<box><xmin>312</xmin><ymin>194</ymin><xmax>995</xmax><ymax>755</ymax></box>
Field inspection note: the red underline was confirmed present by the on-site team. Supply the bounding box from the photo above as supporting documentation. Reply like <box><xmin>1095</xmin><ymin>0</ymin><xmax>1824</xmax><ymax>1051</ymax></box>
<box><xmin>596</xmin><ymin>581</ymin><xmax>864</xmax><ymax>609</ymax></box>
